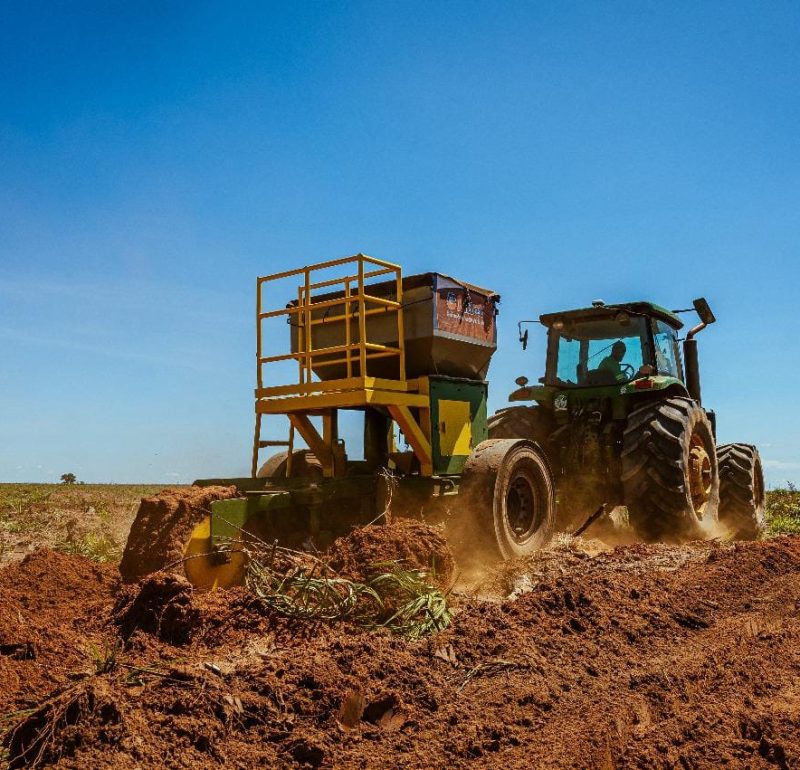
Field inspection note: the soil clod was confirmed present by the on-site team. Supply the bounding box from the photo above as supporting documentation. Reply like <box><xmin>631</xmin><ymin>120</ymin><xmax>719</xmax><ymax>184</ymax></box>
<box><xmin>113</xmin><ymin>572</ymin><xmax>201</xmax><ymax>644</ymax></box>
<box><xmin>119</xmin><ymin>485</ymin><xmax>238</xmax><ymax>583</ymax></box>
<box><xmin>327</xmin><ymin>519</ymin><xmax>455</xmax><ymax>588</ymax></box>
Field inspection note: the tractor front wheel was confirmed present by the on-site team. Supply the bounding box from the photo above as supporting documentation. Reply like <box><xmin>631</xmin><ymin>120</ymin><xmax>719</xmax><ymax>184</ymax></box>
<box><xmin>458</xmin><ymin>439</ymin><xmax>556</xmax><ymax>561</ymax></box>
<box><xmin>717</xmin><ymin>443</ymin><xmax>765</xmax><ymax>540</ymax></box>
<box><xmin>622</xmin><ymin>397</ymin><xmax>719</xmax><ymax>542</ymax></box>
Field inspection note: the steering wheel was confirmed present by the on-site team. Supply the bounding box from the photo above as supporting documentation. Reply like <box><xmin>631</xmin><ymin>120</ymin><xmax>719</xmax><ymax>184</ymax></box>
<box><xmin>620</xmin><ymin>363</ymin><xmax>635</xmax><ymax>379</ymax></box>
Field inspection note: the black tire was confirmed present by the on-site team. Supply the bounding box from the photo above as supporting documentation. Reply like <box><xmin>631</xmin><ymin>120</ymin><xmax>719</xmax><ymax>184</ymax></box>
<box><xmin>458</xmin><ymin>439</ymin><xmax>556</xmax><ymax>560</ymax></box>
<box><xmin>717</xmin><ymin>444</ymin><xmax>765</xmax><ymax>540</ymax></box>
<box><xmin>257</xmin><ymin>449</ymin><xmax>322</xmax><ymax>479</ymax></box>
<box><xmin>488</xmin><ymin>406</ymin><xmax>550</xmax><ymax>443</ymax></box>
<box><xmin>622</xmin><ymin>397</ymin><xmax>719</xmax><ymax>542</ymax></box>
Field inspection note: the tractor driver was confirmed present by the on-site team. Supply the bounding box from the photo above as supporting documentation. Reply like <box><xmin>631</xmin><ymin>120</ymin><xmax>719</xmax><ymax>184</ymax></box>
<box><xmin>598</xmin><ymin>341</ymin><xmax>629</xmax><ymax>382</ymax></box>
<box><xmin>598</xmin><ymin>340</ymin><xmax>654</xmax><ymax>382</ymax></box>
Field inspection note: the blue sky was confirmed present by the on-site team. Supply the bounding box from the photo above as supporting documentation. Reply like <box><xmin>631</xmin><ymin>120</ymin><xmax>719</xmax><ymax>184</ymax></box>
<box><xmin>1</xmin><ymin>1</ymin><xmax>798</xmax><ymax>485</ymax></box>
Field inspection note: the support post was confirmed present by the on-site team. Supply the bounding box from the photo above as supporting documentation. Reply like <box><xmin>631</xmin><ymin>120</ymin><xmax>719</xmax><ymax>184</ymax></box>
<box><xmin>288</xmin><ymin>414</ymin><xmax>334</xmax><ymax>477</ymax></box>
<box><xmin>387</xmin><ymin>404</ymin><xmax>433</xmax><ymax>476</ymax></box>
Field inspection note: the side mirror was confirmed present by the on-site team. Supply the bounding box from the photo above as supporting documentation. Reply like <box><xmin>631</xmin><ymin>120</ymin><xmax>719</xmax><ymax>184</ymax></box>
<box><xmin>692</xmin><ymin>297</ymin><xmax>716</xmax><ymax>326</ymax></box>
<box><xmin>520</xmin><ymin>329</ymin><xmax>529</xmax><ymax>350</ymax></box>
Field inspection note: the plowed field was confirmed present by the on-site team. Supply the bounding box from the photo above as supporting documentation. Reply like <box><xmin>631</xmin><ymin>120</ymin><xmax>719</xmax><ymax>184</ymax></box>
<box><xmin>2</xmin><ymin>500</ymin><xmax>799</xmax><ymax>769</ymax></box>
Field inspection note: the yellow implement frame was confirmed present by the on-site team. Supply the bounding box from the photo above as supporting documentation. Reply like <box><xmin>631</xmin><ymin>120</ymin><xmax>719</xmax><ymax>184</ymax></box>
<box><xmin>252</xmin><ymin>254</ymin><xmax>433</xmax><ymax>478</ymax></box>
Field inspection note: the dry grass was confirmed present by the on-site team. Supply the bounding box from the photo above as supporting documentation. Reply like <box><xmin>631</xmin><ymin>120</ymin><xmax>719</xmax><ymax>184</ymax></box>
<box><xmin>0</xmin><ymin>484</ymin><xmax>168</xmax><ymax>567</ymax></box>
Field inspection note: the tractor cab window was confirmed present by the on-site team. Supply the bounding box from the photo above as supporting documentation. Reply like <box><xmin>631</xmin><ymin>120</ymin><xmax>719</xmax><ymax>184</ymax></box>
<box><xmin>652</xmin><ymin>319</ymin><xmax>681</xmax><ymax>378</ymax></box>
<box><xmin>553</xmin><ymin>316</ymin><xmax>647</xmax><ymax>387</ymax></box>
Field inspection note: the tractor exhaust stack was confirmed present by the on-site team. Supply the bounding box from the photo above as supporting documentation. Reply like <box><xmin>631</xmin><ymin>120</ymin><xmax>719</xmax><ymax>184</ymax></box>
<box><xmin>683</xmin><ymin>297</ymin><xmax>716</xmax><ymax>404</ymax></box>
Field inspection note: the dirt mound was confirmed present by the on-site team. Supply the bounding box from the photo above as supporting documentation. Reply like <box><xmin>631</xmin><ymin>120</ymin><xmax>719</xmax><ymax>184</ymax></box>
<box><xmin>4</xmin><ymin>537</ymin><xmax>800</xmax><ymax>768</ymax></box>
<box><xmin>475</xmin><ymin>535</ymin><xmax>717</xmax><ymax>598</ymax></box>
<box><xmin>0</xmin><ymin>588</ymin><xmax>37</xmax><ymax>661</ymax></box>
<box><xmin>3</xmin><ymin>680</ymin><xmax>125</xmax><ymax>769</ymax></box>
<box><xmin>118</xmin><ymin>485</ymin><xmax>238</xmax><ymax>583</ymax></box>
<box><xmin>327</xmin><ymin>519</ymin><xmax>455</xmax><ymax>588</ymax></box>
<box><xmin>113</xmin><ymin>573</ymin><xmax>201</xmax><ymax>645</ymax></box>
<box><xmin>0</xmin><ymin>550</ymin><xmax>118</xmax><ymax>714</ymax></box>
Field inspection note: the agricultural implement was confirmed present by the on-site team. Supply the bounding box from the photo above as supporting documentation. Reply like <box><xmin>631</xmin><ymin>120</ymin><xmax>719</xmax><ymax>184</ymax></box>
<box><xmin>168</xmin><ymin>253</ymin><xmax>764</xmax><ymax>590</ymax></box>
<box><xmin>184</xmin><ymin>254</ymin><xmax>554</xmax><ymax>588</ymax></box>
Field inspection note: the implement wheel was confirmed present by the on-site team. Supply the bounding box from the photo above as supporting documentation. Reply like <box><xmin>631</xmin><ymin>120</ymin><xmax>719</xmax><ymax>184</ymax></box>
<box><xmin>459</xmin><ymin>439</ymin><xmax>555</xmax><ymax>560</ymax></box>
<box><xmin>257</xmin><ymin>449</ymin><xmax>322</xmax><ymax>479</ymax></box>
<box><xmin>717</xmin><ymin>443</ymin><xmax>765</xmax><ymax>540</ymax></box>
<box><xmin>622</xmin><ymin>397</ymin><xmax>719</xmax><ymax>541</ymax></box>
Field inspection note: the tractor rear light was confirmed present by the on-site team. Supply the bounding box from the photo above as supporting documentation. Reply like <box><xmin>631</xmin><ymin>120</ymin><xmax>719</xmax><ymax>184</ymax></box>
<box><xmin>634</xmin><ymin>378</ymin><xmax>654</xmax><ymax>390</ymax></box>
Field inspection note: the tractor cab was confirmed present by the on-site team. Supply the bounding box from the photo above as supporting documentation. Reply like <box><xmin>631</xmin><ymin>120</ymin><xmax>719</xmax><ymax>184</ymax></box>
<box><xmin>540</xmin><ymin>302</ymin><xmax>684</xmax><ymax>389</ymax></box>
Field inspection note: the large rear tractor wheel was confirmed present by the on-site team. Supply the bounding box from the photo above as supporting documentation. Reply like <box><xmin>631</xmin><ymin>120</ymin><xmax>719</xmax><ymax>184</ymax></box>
<box><xmin>717</xmin><ymin>443</ymin><xmax>765</xmax><ymax>540</ymax></box>
<box><xmin>488</xmin><ymin>406</ymin><xmax>551</xmax><ymax>443</ymax></box>
<box><xmin>458</xmin><ymin>439</ymin><xmax>555</xmax><ymax>561</ymax></box>
<box><xmin>622</xmin><ymin>397</ymin><xmax>719</xmax><ymax>542</ymax></box>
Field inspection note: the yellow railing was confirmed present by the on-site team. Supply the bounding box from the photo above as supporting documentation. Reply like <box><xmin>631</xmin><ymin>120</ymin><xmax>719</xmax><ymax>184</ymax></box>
<box><xmin>252</xmin><ymin>254</ymin><xmax>419</xmax><ymax>477</ymax></box>
<box><xmin>255</xmin><ymin>253</ymin><xmax>406</xmax><ymax>392</ymax></box>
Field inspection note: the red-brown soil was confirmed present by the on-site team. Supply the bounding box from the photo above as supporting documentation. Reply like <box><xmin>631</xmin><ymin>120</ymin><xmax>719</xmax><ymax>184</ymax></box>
<box><xmin>0</xmin><ymin>550</ymin><xmax>118</xmax><ymax>717</ymax></box>
<box><xmin>3</xmin><ymin>536</ymin><xmax>800</xmax><ymax>768</ymax></box>
<box><xmin>327</xmin><ymin>519</ymin><xmax>455</xmax><ymax>589</ymax></box>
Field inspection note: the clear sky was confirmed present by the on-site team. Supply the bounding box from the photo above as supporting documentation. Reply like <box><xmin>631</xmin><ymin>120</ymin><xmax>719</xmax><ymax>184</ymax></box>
<box><xmin>1</xmin><ymin>1</ymin><xmax>799</xmax><ymax>486</ymax></box>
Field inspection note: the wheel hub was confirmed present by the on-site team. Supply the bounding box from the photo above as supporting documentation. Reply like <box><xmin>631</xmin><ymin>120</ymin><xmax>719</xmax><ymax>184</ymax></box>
<box><xmin>505</xmin><ymin>473</ymin><xmax>540</xmax><ymax>543</ymax></box>
<box><xmin>689</xmin><ymin>434</ymin><xmax>712</xmax><ymax>516</ymax></box>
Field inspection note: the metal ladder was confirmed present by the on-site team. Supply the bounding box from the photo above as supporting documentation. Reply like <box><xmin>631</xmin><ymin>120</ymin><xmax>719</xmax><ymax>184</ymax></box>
<box><xmin>251</xmin><ymin>418</ymin><xmax>295</xmax><ymax>478</ymax></box>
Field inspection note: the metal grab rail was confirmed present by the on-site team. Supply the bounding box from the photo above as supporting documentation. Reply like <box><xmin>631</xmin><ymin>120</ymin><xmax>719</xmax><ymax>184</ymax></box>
<box><xmin>252</xmin><ymin>254</ymin><xmax>408</xmax><ymax>477</ymax></box>
<box><xmin>256</xmin><ymin>253</ymin><xmax>406</xmax><ymax>390</ymax></box>
<box><xmin>252</xmin><ymin>254</ymin><xmax>433</xmax><ymax>477</ymax></box>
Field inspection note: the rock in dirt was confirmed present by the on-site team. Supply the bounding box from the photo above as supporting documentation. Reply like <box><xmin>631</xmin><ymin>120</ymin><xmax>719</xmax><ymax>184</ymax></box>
<box><xmin>113</xmin><ymin>572</ymin><xmax>201</xmax><ymax>645</ymax></box>
<box><xmin>119</xmin><ymin>485</ymin><xmax>238</xmax><ymax>583</ymax></box>
<box><xmin>327</xmin><ymin>519</ymin><xmax>455</xmax><ymax>588</ymax></box>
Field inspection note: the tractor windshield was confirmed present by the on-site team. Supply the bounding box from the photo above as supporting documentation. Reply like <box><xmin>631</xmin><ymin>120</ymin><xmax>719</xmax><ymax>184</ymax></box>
<box><xmin>652</xmin><ymin>319</ymin><xmax>682</xmax><ymax>378</ymax></box>
<box><xmin>552</xmin><ymin>316</ymin><xmax>647</xmax><ymax>387</ymax></box>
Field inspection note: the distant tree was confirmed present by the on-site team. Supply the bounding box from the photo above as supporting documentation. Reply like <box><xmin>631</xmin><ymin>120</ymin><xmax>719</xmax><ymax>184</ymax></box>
<box><xmin>60</xmin><ymin>473</ymin><xmax>77</xmax><ymax>485</ymax></box>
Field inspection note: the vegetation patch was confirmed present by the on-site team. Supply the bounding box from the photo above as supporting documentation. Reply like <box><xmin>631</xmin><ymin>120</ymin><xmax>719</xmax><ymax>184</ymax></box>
<box><xmin>765</xmin><ymin>487</ymin><xmax>800</xmax><ymax>536</ymax></box>
<box><xmin>0</xmin><ymin>484</ymin><xmax>168</xmax><ymax>567</ymax></box>
<box><xmin>243</xmin><ymin>539</ymin><xmax>452</xmax><ymax>639</ymax></box>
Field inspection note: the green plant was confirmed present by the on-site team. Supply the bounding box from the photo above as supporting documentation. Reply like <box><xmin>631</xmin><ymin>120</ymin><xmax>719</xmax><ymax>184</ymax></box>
<box><xmin>0</xmin><ymin>487</ymin><xmax>52</xmax><ymax>521</ymax></box>
<box><xmin>55</xmin><ymin>531</ymin><xmax>121</xmax><ymax>563</ymax></box>
<box><xmin>765</xmin><ymin>487</ymin><xmax>800</xmax><ymax>535</ymax></box>
<box><xmin>239</xmin><ymin>539</ymin><xmax>451</xmax><ymax>638</ymax></box>
<box><xmin>368</xmin><ymin>562</ymin><xmax>452</xmax><ymax>639</ymax></box>
<box><xmin>89</xmin><ymin>639</ymin><xmax>123</xmax><ymax>674</ymax></box>
<box><xmin>246</xmin><ymin>550</ymin><xmax>382</xmax><ymax>621</ymax></box>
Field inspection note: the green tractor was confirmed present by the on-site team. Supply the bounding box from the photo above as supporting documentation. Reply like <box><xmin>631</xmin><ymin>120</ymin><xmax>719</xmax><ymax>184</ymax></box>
<box><xmin>488</xmin><ymin>298</ymin><xmax>765</xmax><ymax>542</ymax></box>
